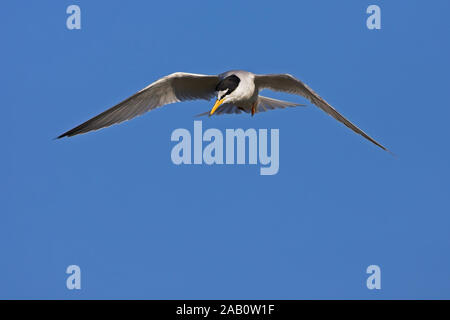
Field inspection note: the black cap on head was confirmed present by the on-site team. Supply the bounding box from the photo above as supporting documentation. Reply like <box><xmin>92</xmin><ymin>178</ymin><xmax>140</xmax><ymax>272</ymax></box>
<box><xmin>216</xmin><ymin>75</ymin><xmax>240</xmax><ymax>93</ymax></box>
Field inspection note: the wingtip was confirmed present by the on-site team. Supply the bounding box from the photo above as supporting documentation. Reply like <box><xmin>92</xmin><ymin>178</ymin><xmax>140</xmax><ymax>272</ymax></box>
<box><xmin>55</xmin><ymin>132</ymin><xmax>68</xmax><ymax>140</ymax></box>
<box><xmin>56</xmin><ymin>127</ymin><xmax>80</xmax><ymax>139</ymax></box>
<box><xmin>376</xmin><ymin>142</ymin><xmax>396</xmax><ymax>157</ymax></box>
<box><xmin>385</xmin><ymin>148</ymin><xmax>397</xmax><ymax>158</ymax></box>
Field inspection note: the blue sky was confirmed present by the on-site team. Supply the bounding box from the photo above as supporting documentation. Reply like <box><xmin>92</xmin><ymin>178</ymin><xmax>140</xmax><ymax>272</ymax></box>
<box><xmin>1</xmin><ymin>0</ymin><xmax>450</xmax><ymax>299</ymax></box>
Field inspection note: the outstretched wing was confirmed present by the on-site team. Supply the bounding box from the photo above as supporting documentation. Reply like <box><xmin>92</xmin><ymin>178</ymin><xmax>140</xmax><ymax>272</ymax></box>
<box><xmin>254</xmin><ymin>74</ymin><xmax>389</xmax><ymax>152</ymax></box>
<box><xmin>58</xmin><ymin>72</ymin><xmax>219</xmax><ymax>138</ymax></box>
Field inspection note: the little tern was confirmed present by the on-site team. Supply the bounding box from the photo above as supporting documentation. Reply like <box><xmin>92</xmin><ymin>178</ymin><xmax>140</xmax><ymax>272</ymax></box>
<box><xmin>58</xmin><ymin>70</ymin><xmax>389</xmax><ymax>152</ymax></box>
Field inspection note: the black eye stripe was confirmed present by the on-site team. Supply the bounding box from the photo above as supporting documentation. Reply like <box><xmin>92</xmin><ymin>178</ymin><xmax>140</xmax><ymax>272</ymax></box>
<box><xmin>219</xmin><ymin>89</ymin><xmax>231</xmax><ymax>100</ymax></box>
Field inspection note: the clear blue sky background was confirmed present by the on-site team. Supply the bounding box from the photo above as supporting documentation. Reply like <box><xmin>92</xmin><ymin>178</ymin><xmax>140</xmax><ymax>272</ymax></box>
<box><xmin>1</xmin><ymin>0</ymin><xmax>449</xmax><ymax>299</ymax></box>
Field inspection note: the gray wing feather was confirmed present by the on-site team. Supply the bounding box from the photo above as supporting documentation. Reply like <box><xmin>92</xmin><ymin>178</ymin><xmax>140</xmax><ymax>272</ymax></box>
<box><xmin>254</xmin><ymin>74</ymin><xmax>389</xmax><ymax>152</ymax></box>
<box><xmin>58</xmin><ymin>72</ymin><xmax>219</xmax><ymax>138</ymax></box>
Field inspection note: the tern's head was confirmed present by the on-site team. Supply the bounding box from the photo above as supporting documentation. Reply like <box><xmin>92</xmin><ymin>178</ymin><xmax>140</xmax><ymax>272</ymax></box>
<box><xmin>210</xmin><ymin>74</ymin><xmax>241</xmax><ymax>115</ymax></box>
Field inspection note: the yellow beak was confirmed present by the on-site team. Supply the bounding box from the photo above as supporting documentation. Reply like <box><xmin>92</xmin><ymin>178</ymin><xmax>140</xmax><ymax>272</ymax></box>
<box><xmin>210</xmin><ymin>98</ymin><xmax>225</xmax><ymax>116</ymax></box>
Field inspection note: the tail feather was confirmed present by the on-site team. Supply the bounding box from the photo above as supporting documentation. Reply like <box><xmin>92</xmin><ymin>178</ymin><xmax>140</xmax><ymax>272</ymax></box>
<box><xmin>257</xmin><ymin>96</ymin><xmax>305</xmax><ymax>112</ymax></box>
<box><xmin>195</xmin><ymin>96</ymin><xmax>305</xmax><ymax>117</ymax></box>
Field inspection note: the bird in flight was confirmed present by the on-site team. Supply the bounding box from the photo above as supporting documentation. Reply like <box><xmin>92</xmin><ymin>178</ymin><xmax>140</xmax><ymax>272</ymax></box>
<box><xmin>58</xmin><ymin>70</ymin><xmax>389</xmax><ymax>152</ymax></box>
